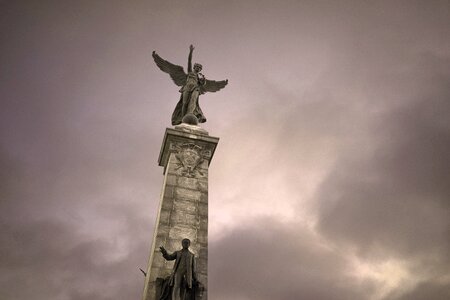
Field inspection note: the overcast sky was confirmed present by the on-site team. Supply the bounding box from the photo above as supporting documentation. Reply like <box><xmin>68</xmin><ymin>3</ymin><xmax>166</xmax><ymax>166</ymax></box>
<box><xmin>1</xmin><ymin>1</ymin><xmax>449</xmax><ymax>299</ymax></box>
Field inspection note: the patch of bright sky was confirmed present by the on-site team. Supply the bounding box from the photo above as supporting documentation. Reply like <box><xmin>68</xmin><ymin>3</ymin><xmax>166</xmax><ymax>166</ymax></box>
<box><xmin>209</xmin><ymin>137</ymin><xmax>336</xmax><ymax>240</ymax></box>
<box><xmin>349</xmin><ymin>256</ymin><xmax>420</xmax><ymax>300</ymax></box>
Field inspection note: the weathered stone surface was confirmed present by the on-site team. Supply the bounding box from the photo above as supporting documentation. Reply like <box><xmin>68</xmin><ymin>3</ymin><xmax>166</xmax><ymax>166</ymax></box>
<box><xmin>173</xmin><ymin>122</ymin><xmax>209</xmax><ymax>136</ymax></box>
<box><xmin>166</xmin><ymin>155</ymin><xmax>181</xmax><ymax>176</ymax></box>
<box><xmin>198</xmin><ymin>203</ymin><xmax>208</xmax><ymax>216</ymax></box>
<box><xmin>175</xmin><ymin>187</ymin><xmax>201</xmax><ymax>202</ymax></box>
<box><xmin>161</xmin><ymin>197</ymin><xmax>174</xmax><ymax>210</ymax></box>
<box><xmin>200</xmin><ymin>192</ymin><xmax>208</xmax><ymax>204</ymax></box>
<box><xmin>197</xmin><ymin>257</ymin><xmax>207</xmax><ymax>272</ymax></box>
<box><xmin>189</xmin><ymin>243</ymin><xmax>201</xmax><ymax>256</ymax></box>
<box><xmin>165</xmin><ymin>174</ymin><xmax>177</xmax><ymax>186</ymax></box>
<box><xmin>151</xmin><ymin>255</ymin><xmax>165</xmax><ymax>268</ymax></box>
<box><xmin>158</xmin><ymin>128</ymin><xmax>219</xmax><ymax>171</ymax></box>
<box><xmin>149</xmin><ymin>266</ymin><xmax>162</xmax><ymax>281</ymax></box>
<box><xmin>197</xmin><ymin>230</ymin><xmax>208</xmax><ymax>244</ymax></box>
<box><xmin>171</xmin><ymin>211</ymin><xmax>199</xmax><ymax>226</ymax></box>
<box><xmin>199</xmin><ymin>218</ymin><xmax>208</xmax><ymax>231</ymax></box>
<box><xmin>143</xmin><ymin>127</ymin><xmax>218</xmax><ymax>300</ymax></box>
<box><xmin>156</xmin><ymin>224</ymin><xmax>170</xmax><ymax>238</ymax></box>
<box><xmin>197</xmin><ymin>273</ymin><xmax>207</xmax><ymax>287</ymax></box>
<box><xmin>198</xmin><ymin>160</ymin><xmax>209</xmax><ymax>170</ymax></box>
<box><xmin>153</xmin><ymin>235</ymin><xmax>166</xmax><ymax>249</ymax></box>
<box><xmin>173</xmin><ymin>199</ymin><xmax>198</xmax><ymax>214</ymax></box>
<box><xmin>163</xmin><ymin>185</ymin><xmax>174</xmax><ymax>198</ymax></box>
<box><xmin>168</xmin><ymin>225</ymin><xmax>197</xmax><ymax>241</ymax></box>
<box><xmin>158</xmin><ymin>209</ymin><xmax>171</xmax><ymax>225</ymax></box>
<box><xmin>197</xmin><ymin>180</ymin><xmax>208</xmax><ymax>192</ymax></box>
<box><xmin>178</xmin><ymin>177</ymin><xmax>199</xmax><ymax>190</ymax></box>
<box><xmin>199</xmin><ymin>247</ymin><xmax>208</xmax><ymax>258</ymax></box>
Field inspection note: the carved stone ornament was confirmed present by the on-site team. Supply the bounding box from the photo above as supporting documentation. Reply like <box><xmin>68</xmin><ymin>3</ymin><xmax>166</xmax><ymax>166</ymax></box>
<box><xmin>173</xmin><ymin>143</ymin><xmax>206</xmax><ymax>178</ymax></box>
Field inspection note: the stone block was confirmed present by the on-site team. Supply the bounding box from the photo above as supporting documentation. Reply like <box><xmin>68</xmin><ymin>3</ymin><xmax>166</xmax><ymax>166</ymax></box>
<box><xmin>143</xmin><ymin>281</ymin><xmax>155</xmax><ymax>300</ymax></box>
<box><xmin>198</xmin><ymin>160</ymin><xmax>209</xmax><ymax>171</ymax></box>
<box><xmin>167</xmin><ymin>160</ymin><xmax>181</xmax><ymax>176</ymax></box>
<box><xmin>173</xmin><ymin>199</ymin><xmax>198</xmax><ymax>214</ymax></box>
<box><xmin>151</xmin><ymin>255</ymin><xmax>165</xmax><ymax>268</ymax></box>
<box><xmin>197</xmin><ymin>257</ymin><xmax>207</xmax><ymax>273</ymax></box>
<box><xmin>199</xmin><ymin>218</ymin><xmax>208</xmax><ymax>231</ymax></box>
<box><xmin>158</xmin><ymin>209</ymin><xmax>171</xmax><ymax>225</ymax></box>
<box><xmin>199</xmin><ymin>247</ymin><xmax>208</xmax><ymax>258</ymax></box>
<box><xmin>149</xmin><ymin>266</ymin><xmax>162</xmax><ymax>281</ymax></box>
<box><xmin>156</xmin><ymin>224</ymin><xmax>170</xmax><ymax>238</ymax></box>
<box><xmin>154</xmin><ymin>235</ymin><xmax>166</xmax><ymax>249</ymax></box>
<box><xmin>197</xmin><ymin>273</ymin><xmax>207</xmax><ymax>287</ymax></box>
<box><xmin>178</xmin><ymin>177</ymin><xmax>199</xmax><ymax>190</ymax></box>
<box><xmin>171</xmin><ymin>211</ymin><xmax>199</xmax><ymax>227</ymax></box>
<box><xmin>175</xmin><ymin>188</ymin><xmax>201</xmax><ymax>202</ymax></box>
<box><xmin>166</xmin><ymin>239</ymin><xmax>180</xmax><ymax>252</ymax></box>
<box><xmin>164</xmin><ymin>186</ymin><xmax>174</xmax><ymax>198</ymax></box>
<box><xmin>168</xmin><ymin>226</ymin><xmax>197</xmax><ymax>242</ymax></box>
<box><xmin>165</xmin><ymin>174</ymin><xmax>177</xmax><ymax>186</ymax></box>
<box><xmin>198</xmin><ymin>203</ymin><xmax>208</xmax><ymax>216</ymax></box>
<box><xmin>198</xmin><ymin>180</ymin><xmax>208</xmax><ymax>192</ymax></box>
<box><xmin>167</xmin><ymin>165</ymin><xmax>179</xmax><ymax>176</ymax></box>
<box><xmin>161</xmin><ymin>197</ymin><xmax>174</xmax><ymax>210</ymax></box>
<box><xmin>197</xmin><ymin>230</ymin><xmax>208</xmax><ymax>244</ymax></box>
<box><xmin>200</xmin><ymin>192</ymin><xmax>208</xmax><ymax>204</ymax></box>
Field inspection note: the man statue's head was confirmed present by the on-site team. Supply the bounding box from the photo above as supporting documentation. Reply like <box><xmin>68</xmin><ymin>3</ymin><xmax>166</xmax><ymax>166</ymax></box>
<box><xmin>181</xmin><ymin>238</ymin><xmax>191</xmax><ymax>249</ymax></box>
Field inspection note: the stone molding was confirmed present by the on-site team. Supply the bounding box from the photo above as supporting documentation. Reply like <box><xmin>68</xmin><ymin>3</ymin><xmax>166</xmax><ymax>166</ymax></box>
<box><xmin>158</xmin><ymin>128</ymin><xmax>219</xmax><ymax>174</ymax></box>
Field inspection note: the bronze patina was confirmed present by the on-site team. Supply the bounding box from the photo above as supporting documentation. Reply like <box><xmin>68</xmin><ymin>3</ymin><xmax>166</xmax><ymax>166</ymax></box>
<box><xmin>152</xmin><ymin>45</ymin><xmax>228</xmax><ymax>125</ymax></box>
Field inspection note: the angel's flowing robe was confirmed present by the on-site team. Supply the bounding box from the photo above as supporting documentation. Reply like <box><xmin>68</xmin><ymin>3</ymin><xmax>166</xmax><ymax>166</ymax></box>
<box><xmin>171</xmin><ymin>72</ymin><xmax>207</xmax><ymax>125</ymax></box>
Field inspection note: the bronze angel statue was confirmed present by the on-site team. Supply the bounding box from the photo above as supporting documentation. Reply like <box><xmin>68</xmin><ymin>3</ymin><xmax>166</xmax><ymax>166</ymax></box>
<box><xmin>152</xmin><ymin>45</ymin><xmax>228</xmax><ymax>125</ymax></box>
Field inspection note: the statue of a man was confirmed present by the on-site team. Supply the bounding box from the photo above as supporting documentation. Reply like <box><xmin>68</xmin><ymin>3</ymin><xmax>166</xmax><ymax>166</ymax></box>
<box><xmin>159</xmin><ymin>239</ymin><xmax>197</xmax><ymax>300</ymax></box>
<box><xmin>152</xmin><ymin>45</ymin><xmax>228</xmax><ymax>125</ymax></box>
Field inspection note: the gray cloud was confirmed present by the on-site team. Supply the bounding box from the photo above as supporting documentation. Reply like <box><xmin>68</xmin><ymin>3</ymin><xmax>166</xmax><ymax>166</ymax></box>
<box><xmin>397</xmin><ymin>281</ymin><xmax>450</xmax><ymax>300</ymax></box>
<box><xmin>0</xmin><ymin>147</ymin><xmax>151</xmax><ymax>299</ymax></box>
<box><xmin>1</xmin><ymin>0</ymin><xmax>449</xmax><ymax>299</ymax></box>
<box><xmin>311</xmin><ymin>53</ymin><xmax>450</xmax><ymax>300</ymax></box>
<box><xmin>209</xmin><ymin>218</ymin><xmax>375</xmax><ymax>300</ymax></box>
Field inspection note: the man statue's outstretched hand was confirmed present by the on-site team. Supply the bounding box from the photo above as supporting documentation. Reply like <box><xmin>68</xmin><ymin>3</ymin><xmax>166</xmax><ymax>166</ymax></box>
<box><xmin>159</xmin><ymin>246</ymin><xmax>167</xmax><ymax>253</ymax></box>
<box><xmin>189</xmin><ymin>44</ymin><xmax>194</xmax><ymax>51</ymax></box>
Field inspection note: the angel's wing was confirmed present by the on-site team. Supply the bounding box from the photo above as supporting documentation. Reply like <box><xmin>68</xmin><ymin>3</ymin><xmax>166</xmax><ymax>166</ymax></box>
<box><xmin>152</xmin><ymin>51</ymin><xmax>187</xmax><ymax>87</ymax></box>
<box><xmin>200</xmin><ymin>79</ymin><xmax>228</xmax><ymax>94</ymax></box>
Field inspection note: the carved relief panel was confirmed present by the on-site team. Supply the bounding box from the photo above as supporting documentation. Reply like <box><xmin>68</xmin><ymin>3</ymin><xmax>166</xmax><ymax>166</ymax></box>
<box><xmin>171</xmin><ymin>143</ymin><xmax>211</xmax><ymax>178</ymax></box>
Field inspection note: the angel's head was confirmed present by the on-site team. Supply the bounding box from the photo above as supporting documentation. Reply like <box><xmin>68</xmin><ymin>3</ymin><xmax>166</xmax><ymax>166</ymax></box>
<box><xmin>193</xmin><ymin>63</ymin><xmax>203</xmax><ymax>73</ymax></box>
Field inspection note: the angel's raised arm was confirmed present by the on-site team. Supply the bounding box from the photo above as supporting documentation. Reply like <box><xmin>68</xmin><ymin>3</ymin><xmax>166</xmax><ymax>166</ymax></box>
<box><xmin>188</xmin><ymin>45</ymin><xmax>194</xmax><ymax>73</ymax></box>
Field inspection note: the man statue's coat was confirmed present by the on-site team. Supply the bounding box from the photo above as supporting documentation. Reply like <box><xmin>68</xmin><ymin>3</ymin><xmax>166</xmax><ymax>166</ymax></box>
<box><xmin>162</xmin><ymin>249</ymin><xmax>197</xmax><ymax>289</ymax></box>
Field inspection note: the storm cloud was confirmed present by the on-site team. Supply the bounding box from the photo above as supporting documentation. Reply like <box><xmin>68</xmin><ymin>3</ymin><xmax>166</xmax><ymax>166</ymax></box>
<box><xmin>1</xmin><ymin>1</ymin><xmax>449</xmax><ymax>299</ymax></box>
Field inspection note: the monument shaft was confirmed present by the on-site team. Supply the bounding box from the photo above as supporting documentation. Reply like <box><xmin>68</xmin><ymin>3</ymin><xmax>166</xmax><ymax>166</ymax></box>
<box><xmin>142</xmin><ymin>126</ymin><xmax>219</xmax><ymax>300</ymax></box>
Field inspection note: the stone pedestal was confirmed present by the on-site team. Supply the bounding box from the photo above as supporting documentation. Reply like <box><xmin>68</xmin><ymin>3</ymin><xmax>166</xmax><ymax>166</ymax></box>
<box><xmin>142</xmin><ymin>124</ymin><xmax>219</xmax><ymax>300</ymax></box>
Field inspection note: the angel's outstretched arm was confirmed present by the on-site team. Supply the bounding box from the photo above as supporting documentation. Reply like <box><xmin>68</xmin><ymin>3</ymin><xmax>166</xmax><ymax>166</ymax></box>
<box><xmin>188</xmin><ymin>45</ymin><xmax>194</xmax><ymax>73</ymax></box>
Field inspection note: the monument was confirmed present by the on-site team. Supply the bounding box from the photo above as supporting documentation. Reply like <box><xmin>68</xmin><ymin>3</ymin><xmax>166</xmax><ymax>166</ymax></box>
<box><xmin>142</xmin><ymin>45</ymin><xmax>227</xmax><ymax>300</ymax></box>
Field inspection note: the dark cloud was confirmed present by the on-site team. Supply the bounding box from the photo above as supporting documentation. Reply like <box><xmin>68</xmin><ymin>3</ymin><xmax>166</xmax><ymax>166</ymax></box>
<box><xmin>0</xmin><ymin>78</ymin><xmax>155</xmax><ymax>300</ymax></box>
<box><xmin>0</xmin><ymin>154</ymin><xmax>151</xmax><ymax>299</ymax></box>
<box><xmin>316</xmin><ymin>61</ymin><xmax>450</xmax><ymax>245</ymax></box>
<box><xmin>0</xmin><ymin>218</ymin><xmax>147</xmax><ymax>299</ymax></box>
<box><xmin>1</xmin><ymin>0</ymin><xmax>449</xmax><ymax>299</ymax></box>
<box><xmin>313</xmin><ymin>53</ymin><xmax>450</xmax><ymax>296</ymax></box>
<box><xmin>209</xmin><ymin>218</ymin><xmax>375</xmax><ymax>300</ymax></box>
<box><xmin>397</xmin><ymin>281</ymin><xmax>450</xmax><ymax>300</ymax></box>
